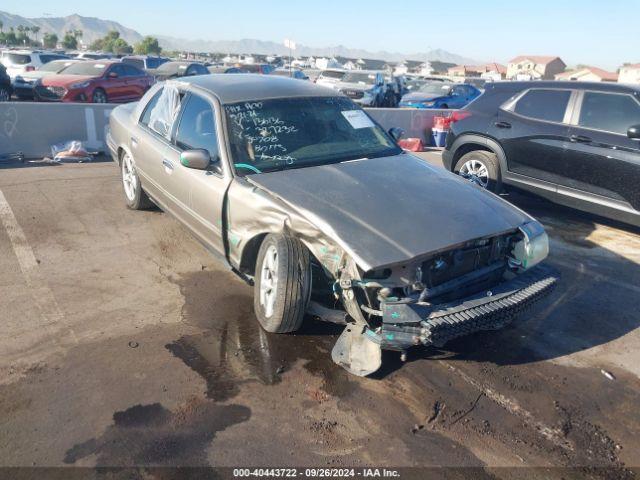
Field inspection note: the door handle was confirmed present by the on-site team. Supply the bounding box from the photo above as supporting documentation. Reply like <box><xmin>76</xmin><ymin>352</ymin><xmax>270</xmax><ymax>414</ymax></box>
<box><xmin>570</xmin><ymin>134</ymin><xmax>592</xmax><ymax>143</ymax></box>
<box><xmin>494</xmin><ymin>121</ymin><xmax>511</xmax><ymax>129</ymax></box>
<box><xmin>162</xmin><ymin>159</ymin><xmax>174</xmax><ymax>173</ymax></box>
<box><xmin>131</xmin><ymin>136</ymin><xmax>138</xmax><ymax>148</ymax></box>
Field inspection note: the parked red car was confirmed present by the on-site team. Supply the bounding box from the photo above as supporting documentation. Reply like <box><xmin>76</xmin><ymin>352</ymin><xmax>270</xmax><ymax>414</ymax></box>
<box><xmin>34</xmin><ymin>60</ymin><xmax>154</xmax><ymax>103</ymax></box>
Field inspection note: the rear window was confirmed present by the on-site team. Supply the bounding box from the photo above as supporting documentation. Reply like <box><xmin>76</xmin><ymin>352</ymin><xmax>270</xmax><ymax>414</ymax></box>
<box><xmin>514</xmin><ymin>89</ymin><xmax>571</xmax><ymax>123</ymax></box>
<box><xmin>2</xmin><ymin>53</ymin><xmax>31</xmax><ymax>65</ymax></box>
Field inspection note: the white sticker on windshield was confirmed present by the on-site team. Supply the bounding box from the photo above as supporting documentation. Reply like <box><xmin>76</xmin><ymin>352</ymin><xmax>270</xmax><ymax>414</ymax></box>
<box><xmin>94</xmin><ymin>64</ymin><xmax>106</xmax><ymax>69</ymax></box>
<box><xmin>341</xmin><ymin>110</ymin><xmax>375</xmax><ymax>129</ymax></box>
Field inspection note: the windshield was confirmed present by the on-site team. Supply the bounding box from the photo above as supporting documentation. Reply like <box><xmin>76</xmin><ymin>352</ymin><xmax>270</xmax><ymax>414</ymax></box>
<box><xmin>62</xmin><ymin>62</ymin><xmax>109</xmax><ymax>76</ymax></box>
<box><xmin>225</xmin><ymin>96</ymin><xmax>401</xmax><ymax>175</ymax></box>
<box><xmin>342</xmin><ymin>72</ymin><xmax>376</xmax><ymax>85</ymax></box>
<box><xmin>418</xmin><ymin>83</ymin><xmax>453</xmax><ymax>95</ymax></box>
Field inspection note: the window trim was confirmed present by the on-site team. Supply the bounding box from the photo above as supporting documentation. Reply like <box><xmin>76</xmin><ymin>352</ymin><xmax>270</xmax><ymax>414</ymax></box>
<box><xmin>501</xmin><ymin>87</ymin><xmax>577</xmax><ymax>125</ymax></box>
<box><xmin>138</xmin><ymin>87</ymin><xmax>175</xmax><ymax>143</ymax></box>
<box><xmin>170</xmin><ymin>91</ymin><xmax>226</xmax><ymax>178</ymax></box>
<box><xmin>570</xmin><ymin>89</ymin><xmax>640</xmax><ymax>137</ymax></box>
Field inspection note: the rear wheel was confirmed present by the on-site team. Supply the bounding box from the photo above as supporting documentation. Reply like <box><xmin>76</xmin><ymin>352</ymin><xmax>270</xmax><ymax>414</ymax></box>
<box><xmin>454</xmin><ymin>150</ymin><xmax>502</xmax><ymax>193</ymax></box>
<box><xmin>121</xmin><ymin>152</ymin><xmax>153</xmax><ymax>210</ymax></box>
<box><xmin>254</xmin><ymin>234</ymin><xmax>311</xmax><ymax>333</ymax></box>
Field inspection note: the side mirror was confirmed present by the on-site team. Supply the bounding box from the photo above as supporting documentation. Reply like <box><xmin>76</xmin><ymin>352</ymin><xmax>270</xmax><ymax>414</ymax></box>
<box><xmin>180</xmin><ymin>149</ymin><xmax>212</xmax><ymax>170</ymax></box>
<box><xmin>388</xmin><ymin>127</ymin><xmax>405</xmax><ymax>142</ymax></box>
<box><xmin>627</xmin><ymin>125</ymin><xmax>640</xmax><ymax>140</ymax></box>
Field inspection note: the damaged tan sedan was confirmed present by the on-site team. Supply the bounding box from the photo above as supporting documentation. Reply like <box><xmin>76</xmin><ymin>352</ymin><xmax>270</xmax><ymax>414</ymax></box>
<box><xmin>107</xmin><ymin>75</ymin><xmax>558</xmax><ymax>376</ymax></box>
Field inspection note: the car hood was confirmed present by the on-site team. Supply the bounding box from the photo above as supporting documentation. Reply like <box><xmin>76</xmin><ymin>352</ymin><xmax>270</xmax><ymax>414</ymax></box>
<box><xmin>335</xmin><ymin>82</ymin><xmax>374</xmax><ymax>92</ymax></box>
<box><xmin>400</xmin><ymin>92</ymin><xmax>445</xmax><ymax>103</ymax></box>
<box><xmin>246</xmin><ymin>154</ymin><xmax>531</xmax><ymax>271</ymax></box>
<box><xmin>40</xmin><ymin>74</ymin><xmax>96</xmax><ymax>87</ymax></box>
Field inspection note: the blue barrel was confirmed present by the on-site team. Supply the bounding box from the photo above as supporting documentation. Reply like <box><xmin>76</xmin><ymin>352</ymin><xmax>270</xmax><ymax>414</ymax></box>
<box><xmin>431</xmin><ymin>129</ymin><xmax>448</xmax><ymax>147</ymax></box>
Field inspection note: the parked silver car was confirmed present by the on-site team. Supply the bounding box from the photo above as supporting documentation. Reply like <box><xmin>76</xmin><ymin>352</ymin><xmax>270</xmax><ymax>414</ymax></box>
<box><xmin>107</xmin><ymin>75</ymin><xmax>557</xmax><ymax>376</ymax></box>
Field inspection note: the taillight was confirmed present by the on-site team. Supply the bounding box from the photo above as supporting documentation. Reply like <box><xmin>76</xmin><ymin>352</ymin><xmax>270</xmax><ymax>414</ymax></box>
<box><xmin>25</xmin><ymin>66</ymin><xmax>35</xmax><ymax>72</ymax></box>
<box><xmin>449</xmin><ymin>111</ymin><xmax>471</xmax><ymax>124</ymax></box>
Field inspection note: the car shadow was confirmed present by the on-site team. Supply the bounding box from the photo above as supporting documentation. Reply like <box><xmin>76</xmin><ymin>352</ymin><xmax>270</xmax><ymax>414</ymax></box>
<box><xmin>378</xmin><ymin>190</ymin><xmax>640</xmax><ymax>375</ymax></box>
<box><xmin>0</xmin><ymin>154</ymin><xmax>112</xmax><ymax>169</ymax></box>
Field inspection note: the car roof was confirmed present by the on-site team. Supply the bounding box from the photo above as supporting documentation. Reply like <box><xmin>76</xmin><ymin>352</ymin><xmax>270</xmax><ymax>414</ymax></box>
<box><xmin>180</xmin><ymin>74</ymin><xmax>339</xmax><ymax>104</ymax></box>
<box><xmin>489</xmin><ymin>80</ymin><xmax>640</xmax><ymax>94</ymax></box>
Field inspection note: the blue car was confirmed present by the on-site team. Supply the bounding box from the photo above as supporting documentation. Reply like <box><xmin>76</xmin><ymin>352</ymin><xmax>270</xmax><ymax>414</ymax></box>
<box><xmin>399</xmin><ymin>82</ymin><xmax>481</xmax><ymax>109</ymax></box>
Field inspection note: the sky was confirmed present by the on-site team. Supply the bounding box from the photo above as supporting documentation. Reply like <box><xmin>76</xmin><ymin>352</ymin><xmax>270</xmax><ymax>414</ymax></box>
<box><xmin>3</xmin><ymin>0</ymin><xmax>639</xmax><ymax>69</ymax></box>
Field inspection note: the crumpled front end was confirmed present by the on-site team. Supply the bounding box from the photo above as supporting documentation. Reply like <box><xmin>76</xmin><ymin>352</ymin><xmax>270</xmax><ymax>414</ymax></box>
<box><xmin>330</xmin><ymin>221</ymin><xmax>558</xmax><ymax>376</ymax></box>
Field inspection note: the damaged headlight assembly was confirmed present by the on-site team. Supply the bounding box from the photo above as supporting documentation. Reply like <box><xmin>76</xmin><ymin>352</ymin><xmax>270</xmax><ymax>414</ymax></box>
<box><xmin>509</xmin><ymin>221</ymin><xmax>549</xmax><ymax>270</ymax></box>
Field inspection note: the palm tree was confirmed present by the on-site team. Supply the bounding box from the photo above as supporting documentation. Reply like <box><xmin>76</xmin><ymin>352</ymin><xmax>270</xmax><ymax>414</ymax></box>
<box><xmin>31</xmin><ymin>26</ymin><xmax>40</xmax><ymax>43</ymax></box>
<box><xmin>0</xmin><ymin>21</ymin><xmax>4</xmax><ymax>33</ymax></box>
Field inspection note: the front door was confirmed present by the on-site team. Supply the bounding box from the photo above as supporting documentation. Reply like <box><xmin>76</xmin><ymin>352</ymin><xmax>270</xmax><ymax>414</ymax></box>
<box><xmin>564</xmin><ymin>90</ymin><xmax>640</xmax><ymax>211</ymax></box>
<box><xmin>162</xmin><ymin>92</ymin><xmax>230</xmax><ymax>255</ymax></box>
<box><xmin>496</xmin><ymin>88</ymin><xmax>574</xmax><ymax>185</ymax></box>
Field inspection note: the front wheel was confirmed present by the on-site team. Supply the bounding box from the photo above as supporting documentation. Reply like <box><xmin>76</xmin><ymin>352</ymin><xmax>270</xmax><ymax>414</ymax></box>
<box><xmin>454</xmin><ymin>150</ymin><xmax>502</xmax><ymax>193</ymax></box>
<box><xmin>92</xmin><ymin>88</ymin><xmax>108</xmax><ymax>103</ymax></box>
<box><xmin>121</xmin><ymin>152</ymin><xmax>153</xmax><ymax>210</ymax></box>
<box><xmin>254</xmin><ymin>234</ymin><xmax>311</xmax><ymax>333</ymax></box>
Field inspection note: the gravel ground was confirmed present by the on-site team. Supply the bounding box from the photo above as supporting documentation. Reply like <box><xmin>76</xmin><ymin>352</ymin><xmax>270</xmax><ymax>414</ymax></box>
<box><xmin>1</xmin><ymin>155</ymin><xmax>639</xmax><ymax>479</ymax></box>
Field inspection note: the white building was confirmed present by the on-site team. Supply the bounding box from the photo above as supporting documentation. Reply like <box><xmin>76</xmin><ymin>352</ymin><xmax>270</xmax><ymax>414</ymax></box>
<box><xmin>618</xmin><ymin>64</ymin><xmax>640</xmax><ymax>84</ymax></box>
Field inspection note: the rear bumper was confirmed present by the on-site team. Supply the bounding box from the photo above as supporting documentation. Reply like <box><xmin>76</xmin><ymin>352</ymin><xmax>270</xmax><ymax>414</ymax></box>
<box><xmin>366</xmin><ymin>264</ymin><xmax>558</xmax><ymax>351</ymax></box>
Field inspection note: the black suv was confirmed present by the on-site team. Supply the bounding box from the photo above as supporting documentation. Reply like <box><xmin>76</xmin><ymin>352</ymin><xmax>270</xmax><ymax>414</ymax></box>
<box><xmin>443</xmin><ymin>81</ymin><xmax>640</xmax><ymax>227</ymax></box>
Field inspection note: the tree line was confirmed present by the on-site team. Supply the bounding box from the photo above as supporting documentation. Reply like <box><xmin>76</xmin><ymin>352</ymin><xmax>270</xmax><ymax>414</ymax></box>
<box><xmin>0</xmin><ymin>21</ymin><xmax>162</xmax><ymax>56</ymax></box>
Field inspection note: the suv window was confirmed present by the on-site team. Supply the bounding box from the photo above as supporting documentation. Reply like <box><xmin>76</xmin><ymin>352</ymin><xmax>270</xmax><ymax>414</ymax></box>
<box><xmin>513</xmin><ymin>89</ymin><xmax>571</xmax><ymax>123</ymax></box>
<box><xmin>39</xmin><ymin>54</ymin><xmax>66</xmax><ymax>64</ymax></box>
<box><xmin>578</xmin><ymin>92</ymin><xmax>640</xmax><ymax>135</ymax></box>
<box><xmin>2</xmin><ymin>53</ymin><xmax>31</xmax><ymax>65</ymax></box>
<box><xmin>175</xmin><ymin>94</ymin><xmax>219</xmax><ymax>158</ymax></box>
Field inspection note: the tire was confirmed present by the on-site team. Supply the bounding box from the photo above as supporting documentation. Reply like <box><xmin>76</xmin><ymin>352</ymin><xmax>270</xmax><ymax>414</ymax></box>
<box><xmin>254</xmin><ymin>233</ymin><xmax>311</xmax><ymax>333</ymax></box>
<box><xmin>454</xmin><ymin>150</ymin><xmax>502</xmax><ymax>193</ymax></box>
<box><xmin>120</xmin><ymin>151</ymin><xmax>153</xmax><ymax>210</ymax></box>
<box><xmin>0</xmin><ymin>86</ymin><xmax>10</xmax><ymax>102</ymax></box>
<box><xmin>92</xmin><ymin>88</ymin><xmax>108</xmax><ymax>104</ymax></box>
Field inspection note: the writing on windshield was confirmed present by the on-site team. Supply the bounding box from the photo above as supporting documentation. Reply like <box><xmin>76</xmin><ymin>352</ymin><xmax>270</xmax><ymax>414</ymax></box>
<box><xmin>224</xmin><ymin>97</ymin><xmax>400</xmax><ymax>175</ymax></box>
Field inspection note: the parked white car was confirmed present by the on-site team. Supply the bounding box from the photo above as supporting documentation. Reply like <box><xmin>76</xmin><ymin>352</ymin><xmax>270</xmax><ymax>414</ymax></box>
<box><xmin>0</xmin><ymin>50</ymin><xmax>68</xmax><ymax>79</ymax></box>
<box><xmin>315</xmin><ymin>69</ymin><xmax>346</xmax><ymax>89</ymax></box>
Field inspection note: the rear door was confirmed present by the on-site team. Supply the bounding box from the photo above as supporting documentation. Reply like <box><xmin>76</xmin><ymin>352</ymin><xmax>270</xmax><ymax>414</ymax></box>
<box><xmin>162</xmin><ymin>92</ymin><xmax>230</xmax><ymax>255</ymax></box>
<box><xmin>496</xmin><ymin>88</ymin><xmax>574</xmax><ymax>185</ymax></box>
<box><xmin>564</xmin><ymin>90</ymin><xmax>640</xmax><ymax>211</ymax></box>
<box><xmin>121</xmin><ymin>64</ymin><xmax>148</xmax><ymax>100</ymax></box>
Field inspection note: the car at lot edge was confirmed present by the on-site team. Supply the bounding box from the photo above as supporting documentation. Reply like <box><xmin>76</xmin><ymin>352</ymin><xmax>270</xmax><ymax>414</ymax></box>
<box><xmin>1</xmin><ymin>50</ymin><xmax>69</xmax><ymax>79</ymax></box>
<box><xmin>443</xmin><ymin>81</ymin><xmax>640</xmax><ymax>227</ymax></box>
<box><xmin>150</xmin><ymin>61</ymin><xmax>210</xmax><ymax>80</ymax></box>
<box><xmin>107</xmin><ymin>75</ymin><xmax>557</xmax><ymax>376</ymax></box>
<box><xmin>12</xmin><ymin>59</ymin><xmax>82</xmax><ymax>100</ymax></box>
<box><xmin>35</xmin><ymin>60</ymin><xmax>154</xmax><ymax>103</ymax></box>
<box><xmin>399</xmin><ymin>82</ymin><xmax>481</xmax><ymax>109</ymax></box>
<box><xmin>334</xmin><ymin>70</ymin><xmax>396</xmax><ymax>107</ymax></box>
<box><xmin>121</xmin><ymin>55</ymin><xmax>170</xmax><ymax>72</ymax></box>
<box><xmin>315</xmin><ymin>68</ymin><xmax>346</xmax><ymax>88</ymax></box>
<box><xmin>270</xmin><ymin>68</ymin><xmax>309</xmax><ymax>80</ymax></box>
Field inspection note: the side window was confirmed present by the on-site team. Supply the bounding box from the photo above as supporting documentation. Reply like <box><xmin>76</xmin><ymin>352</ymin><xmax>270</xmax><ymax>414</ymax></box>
<box><xmin>109</xmin><ymin>64</ymin><xmax>125</xmax><ymax>77</ymax></box>
<box><xmin>174</xmin><ymin>95</ymin><xmax>219</xmax><ymax>158</ymax></box>
<box><xmin>578</xmin><ymin>92</ymin><xmax>640</xmax><ymax>135</ymax></box>
<box><xmin>123</xmin><ymin>65</ymin><xmax>143</xmax><ymax>77</ymax></box>
<box><xmin>140</xmin><ymin>89</ymin><xmax>163</xmax><ymax>127</ymax></box>
<box><xmin>514</xmin><ymin>89</ymin><xmax>571</xmax><ymax>123</ymax></box>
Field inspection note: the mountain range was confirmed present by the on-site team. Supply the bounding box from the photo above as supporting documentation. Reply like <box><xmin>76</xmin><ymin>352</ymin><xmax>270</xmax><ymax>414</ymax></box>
<box><xmin>0</xmin><ymin>10</ymin><xmax>478</xmax><ymax>64</ymax></box>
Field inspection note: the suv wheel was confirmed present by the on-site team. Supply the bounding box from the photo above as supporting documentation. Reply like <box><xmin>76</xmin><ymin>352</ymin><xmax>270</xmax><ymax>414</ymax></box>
<box><xmin>254</xmin><ymin>234</ymin><xmax>311</xmax><ymax>334</ymax></box>
<box><xmin>454</xmin><ymin>150</ymin><xmax>502</xmax><ymax>193</ymax></box>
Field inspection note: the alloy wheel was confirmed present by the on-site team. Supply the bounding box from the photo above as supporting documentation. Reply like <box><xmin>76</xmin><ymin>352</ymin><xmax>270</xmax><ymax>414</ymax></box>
<box><xmin>459</xmin><ymin>159</ymin><xmax>489</xmax><ymax>189</ymax></box>
<box><xmin>121</xmin><ymin>154</ymin><xmax>137</xmax><ymax>201</ymax></box>
<box><xmin>259</xmin><ymin>245</ymin><xmax>279</xmax><ymax>318</ymax></box>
